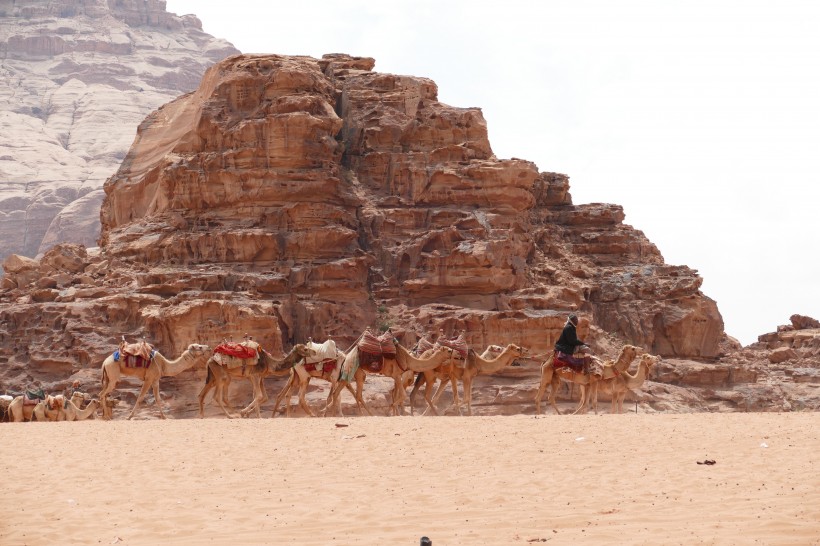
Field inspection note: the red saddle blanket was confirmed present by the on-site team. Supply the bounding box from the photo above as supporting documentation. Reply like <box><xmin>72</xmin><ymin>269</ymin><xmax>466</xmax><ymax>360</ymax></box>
<box><xmin>214</xmin><ymin>342</ymin><xmax>258</xmax><ymax>360</ymax></box>
<box><xmin>553</xmin><ymin>352</ymin><xmax>583</xmax><ymax>372</ymax></box>
<box><xmin>358</xmin><ymin>329</ymin><xmax>396</xmax><ymax>356</ymax></box>
<box><xmin>304</xmin><ymin>359</ymin><xmax>337</xmax><ymax>374</ymax></box>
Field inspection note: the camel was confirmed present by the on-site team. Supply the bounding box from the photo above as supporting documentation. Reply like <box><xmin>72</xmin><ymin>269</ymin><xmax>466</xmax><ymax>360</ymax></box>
<box><xmin>99</xmin><ymin>343</ymin><xmax>211</xmax><ymax>420</ymax></box>
<box><xmin>411</xmin><ymin>344</ymin><xmax>526</xmax><ymax>416</ymax></box>
<box><xmin>589</xmin><ymin>353</ymin><xmax>659</xmax><ymax>414</ymax></box>
<box><xmin>269</xmin><ymin>339</ymin><xmax>367</xmax><ymax>418</ymax></box>
<box><xmin>534</xmin><ymin>344</ymin><xmax>642</xmax><ymax>415</ymax></box>
<box><xmin>197</xmin><ymin>344</ymin><xmax>314</xmax><ymax>419</ymax></box>
<box><xmin>328</xmin><ymin>343</ymin><xmax>456</xmax><ymax>416</ymax></box>
<box><xmin>59</xmin><ymin>398</ymin><xmax>101</xmax><ymax>421</ymax></box>
<box><xmin>8</xmin><ymin>394</ymin><xmax>65</xmax><ymax>422</ymax></box>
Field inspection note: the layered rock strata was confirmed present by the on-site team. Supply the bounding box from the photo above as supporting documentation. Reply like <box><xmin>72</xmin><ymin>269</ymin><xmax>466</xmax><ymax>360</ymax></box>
<box><xmin>0</xmin><ymin>0</ymin><xmax>238</xmax><ymax>260</ymax></box>
<box><xmin>4</xmin><ymin>53</ymin><xmax>813</xmax><ymax>416</ymax></box>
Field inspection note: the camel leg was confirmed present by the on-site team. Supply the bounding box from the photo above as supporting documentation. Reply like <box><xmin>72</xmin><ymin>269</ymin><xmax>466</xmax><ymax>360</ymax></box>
<box><xmin>547</xmin><ymin>375</ymin><xmax>562</xmax><ymax>415</ymax></box>
<box><xmin>297</xmin><ymin>375</ymin><xmax>316</xmax><ymax>417</ymax></box>
<box><xmin>197</xmin><ymin>372</ymin><xmax>216</xmax><ymax>418</ymax></box>
<box><xmin>462</xmin><ymin>375</ymin><xmax>474</xmax><ymax>417</ymax></box>
<box><xmin>445</xmin><ymin>375</ymin><xmax>463</xmax><ymax>416</ymax></box>
<box><xmin>151</xmin><ymin>380</ymin><xmax>166</xmax><ymax>420</ymax></box>
<box><xmin>271</xmin><ymin>374</ymin><xmax>295</xmax><ymax>417</ymax></box>
<box><xmin>425</xmin><ymin>378</ymin><xmax>449</xmax><ymax>416</ymax></box>
<box><xmin>351</xmin><ymin>370</ymin><xmax>373</xmax><ymax>416</ymax></box>
<box><xmin>421</xmin><ymin>375</ymin><xmax>441</xmax><ymax>416</ymax></box>
<box><xmin>211</xmin><ymin>371</ymin><xmax>238</xmax><ymax>419</ymax></box>
<box><xmin>238</xmin><ymin>377</ymin><xmax>262</xmax><ymax>418</ymax></box>
<box><xmin>408</xmin><ymin>372</ymin><xmax>425</xmax><ymax>416</ymax></box>
<box><xmin>99</xmin><ymin>366</ymin><xmax>118</xmax><ymax>420</ymax></box>
<box><xmin>127</xmin><ymin>379</ymin><xmax>153</xmax><ymax>420</ymax></box>
<box><xmin>534</xmin><ymin>365</ymin><xmax>549</xmax><ymax>415</ymax></box>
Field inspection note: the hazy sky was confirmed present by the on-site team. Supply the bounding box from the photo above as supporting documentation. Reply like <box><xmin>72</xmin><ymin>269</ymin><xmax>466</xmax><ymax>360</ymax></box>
<box><xmin>165</xmin><ymin>0</ymin><xmax>820</xmax><ymax>345</ymax></box>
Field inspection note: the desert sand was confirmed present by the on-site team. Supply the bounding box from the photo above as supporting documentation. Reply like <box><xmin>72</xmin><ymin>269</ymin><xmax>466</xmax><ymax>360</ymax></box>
<box><xmin>1</xmin><ymin>413</ymin><xmax>818</xmax><ymax>545</ymax></box>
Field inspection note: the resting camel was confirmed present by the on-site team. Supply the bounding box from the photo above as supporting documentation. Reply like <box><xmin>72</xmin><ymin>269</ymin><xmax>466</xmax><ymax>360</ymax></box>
<box><xmin>534</xmin><ymin>344</ymin><xmax>641</xmax><ymax>415</ymax></box>
<box><xmin>589</xmin><ymin>353</ymin><xmax>659</xmax><ymax>414</ymax></box>
<box><xmin>7</xmin><ymin>393</ymin><xmax>64</xmax><ymax>422</ymax></box>
<box><xmin>198</xmin><ymin>344</ymin><xmax>314</xmax><ymax>419</ymax></box>
<box><xmin>411</xmin><ymin>344</ymin><xmax>526</xmax><ymax>416</ymax></box>
<box><xmin>270</xmin><ymin>339</ymin><xmax>366</xmax><ymax>418</ymax></box>
<box><xmin>328</xmin><ymin>343</ymin><xmax>455</xmax><ymax>416</ymax></box>
<box><xmin>58</xmin><ymin>398</ymin><xmax>101</xmax><ymax>421</ymax></box>
<box><xmin>99</xmin><ymin>343</ymin><xmax>211</xmax><ymax>420</ymax></box>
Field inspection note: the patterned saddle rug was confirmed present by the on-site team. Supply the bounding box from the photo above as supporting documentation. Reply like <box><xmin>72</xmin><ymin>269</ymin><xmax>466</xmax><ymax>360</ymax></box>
<box><xmin>437</xmin><ymin>333</ymin><xmax>468</xmax><ymax>360</ymax></box>
<box><xmin>358</xmin><ymin>329</ymin><xmax>396</xmax><ymax>356</ymax></box>
<box><xmin>357</xmin><ymin>329</ymin><xmax>396</xmax><ymax>372</ymax></box>
<box><xmin>115</xmin><ymin>340</ymin><xmax>156</xmax><ymax>368</ymax></box>
<box><xmin>414</xmin><ymin>336</ymin><xmax>435</xmax><ymax>356</ymax></box>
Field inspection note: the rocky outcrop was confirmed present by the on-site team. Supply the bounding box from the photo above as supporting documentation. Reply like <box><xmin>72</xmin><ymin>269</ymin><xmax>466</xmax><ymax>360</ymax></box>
<box><xmin>0</xmin><ymin>0</ymin><xmax>238</xmax><ymax>260</ymax></box>
<box><xmin>1</xmin><ymin>53</ymin><xmax>815</xmax><ymax>417</ymax></box>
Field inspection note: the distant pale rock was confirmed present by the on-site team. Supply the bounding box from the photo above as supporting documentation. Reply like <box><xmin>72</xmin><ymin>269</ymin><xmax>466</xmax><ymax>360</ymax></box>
<box><xmin>0</xmin><ymin>0</ymin><xmax>239</xmax><ymax>261</ymax></box>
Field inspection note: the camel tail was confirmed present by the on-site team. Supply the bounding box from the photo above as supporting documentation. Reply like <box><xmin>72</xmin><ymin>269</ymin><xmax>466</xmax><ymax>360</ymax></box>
<box><xmin>413</xmin><ymin>371</ymin><xmax>424</xmax><ymax>388</ymax></box>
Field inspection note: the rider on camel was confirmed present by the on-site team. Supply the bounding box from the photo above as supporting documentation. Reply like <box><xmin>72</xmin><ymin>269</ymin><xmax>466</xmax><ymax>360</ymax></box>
<box><xmin>554</xmin><ymin>313</ymin><xmax>591</xmax><ymax>373</ymax></box>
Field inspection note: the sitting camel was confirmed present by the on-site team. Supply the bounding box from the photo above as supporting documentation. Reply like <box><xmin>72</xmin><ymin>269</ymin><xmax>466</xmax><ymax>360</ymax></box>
<box><xmin>58</xmin><ymin>397</ymin><xmax>101</xmax><ymax>421</ymax></box>
<box><xmin>99</xmin><ymin>342</ymin><xmax>211</xmax><ymax>420</ymax></box>
<box><xmin>270</xmin><ymin>339</ymin><xmax>366</xmax><ymax>418</ymax></box>
<box><xmin>197</xmin><ymin>343</ymin><xmax>314</xmax><ymax>419</ymax></box>
<box><xmin>328</xmin><ymin>342</ymin><xmax>456</xmax><ymax>416</ymax></box>
<box><xmin>8</xmin><ymin>393</ymin><xmax>65</xmax><ymax>422</ymax></box>
<box><xmin>534</xmin><ymin>344</ymin><xmax>641</xmax><ymax>415</ymax></box>
<box><xmin>411</xmin><ymin>344</ymin><xmax>526</xmax><ymax>416</ymax></box>
<box><xmin>588</xmin><ymin>353</ymin><xmax>659</xmax><ymax>414</ymax></box>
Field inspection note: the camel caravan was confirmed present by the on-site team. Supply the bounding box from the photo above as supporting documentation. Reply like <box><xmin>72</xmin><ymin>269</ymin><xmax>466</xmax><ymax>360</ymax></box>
<box><xmin>1</xmin><ymin>317</ymin><xmax>661</xmax><ymax>422</ymax></box>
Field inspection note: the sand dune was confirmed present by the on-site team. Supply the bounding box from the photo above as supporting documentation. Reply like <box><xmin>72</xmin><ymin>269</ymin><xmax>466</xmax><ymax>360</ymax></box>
<box><xmin>1</xmin><ymin>413</ymin><xmax>818</xmax><ymax>545</ymax></box>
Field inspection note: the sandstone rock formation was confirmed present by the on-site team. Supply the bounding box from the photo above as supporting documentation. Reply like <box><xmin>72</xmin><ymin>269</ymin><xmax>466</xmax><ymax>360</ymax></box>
<box><xmin>1</xmin><ymin>52</ymin><xmax>817</xmax><ymax>417</ymax></box>
<box><xmin>0</xmin><ymin>0</ymin><xmax>238</xmax><ymax>260</ymax></box>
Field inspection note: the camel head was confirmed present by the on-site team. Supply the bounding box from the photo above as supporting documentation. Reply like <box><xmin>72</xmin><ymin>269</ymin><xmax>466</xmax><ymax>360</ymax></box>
<box><xmin>640</xmin><ymin>353</ymin><xmax>660</xmax><ymax>369</ymax></box>
<box><xmin>187</xmin><ymin>343</ymin><xmax>211</xmax><ymax>354</ymax></box>
<box><xmin>293</xmin><ymin>343</ymin><xmax>317</xmax><ymax>359</ymax></box>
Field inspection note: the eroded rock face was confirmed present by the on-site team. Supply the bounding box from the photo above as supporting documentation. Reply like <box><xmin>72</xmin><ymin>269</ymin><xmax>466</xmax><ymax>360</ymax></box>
<box><xmin>0</xmin><ymin>0</ymin><xmax>239</xmax><ymax>260</ymax></box>
<box><xmin>4</xmin><ymin>53</ymin><xmax>814</xmax><ymax>417</ymax></box>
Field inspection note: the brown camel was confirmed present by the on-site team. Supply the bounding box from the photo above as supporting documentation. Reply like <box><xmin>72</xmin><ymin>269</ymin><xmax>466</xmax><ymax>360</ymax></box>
<box><xmin>412</xmin><ymin>344</ymin><xmax>526</xmax><ymax>416</ymax></box>
<box><xmin>59</xmin><ymin>398</ymin><xmax>101</xmax><ymax>421</ymax></box>
<box><xmin>197</xmin><ymin>344</ymin><xmax>314</xmax><ymax>419</ymax></box>
<box><xmin>99</xmin><ymin>343</ymin><xmax>211</xmax><ymax>420</ymax></box>
<box><xmin>270</xmin><ymin>339</ymin><xmax>366</xmax><ymax>418</ymax></box>
<box><xmin>534</xmin><ymin>344</ymin><xmax>641</xmax><ymax>415</ymax></box>
<box><xmin>328</xmin><ymin>343</ymin><xmax>455</xmax><ymax>416</ymax></box>
<box><xmin>589</xmin><ymin>353</ymin><xmax>659</xmax><ymax>413</ymax></box>
<box><xmin>8</xmin><ymin>394</ymin><xmax>65</xmax><ymax>422</ymax></box>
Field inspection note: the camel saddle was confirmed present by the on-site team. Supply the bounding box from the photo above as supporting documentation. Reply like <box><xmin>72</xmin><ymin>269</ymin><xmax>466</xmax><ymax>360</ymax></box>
<box><xmin>357</xmin><ymin>329</ymin><xmax>397</xmax><ymax>356</ymax></box>
<box><xmin>554</xmin><ymin>352</ymin><xmax>603</xmax><ymax>378</ymax></box>
<box><xmin>23</xmin><ymin>388</ymin><xmax>45</xmax><ymax>406</ymax></box>
<box><xmin>214</xmin><ymin>341</ymin><xmax>259</xmax><ymax>360</ymax></box>
<box><xmin>414</xmin><ymin>336</ymin><xmax>435</xmax><ymax>356</ymax></box>
<box><xmin>119</xmin><ymin>340</ymin><xmax>154</xmax><ymax>360</ymax></box>
<box><xmin>304</xmin><ymin>360</ymin><xmax>337</xmax><ymax>373</ymax></box>
<box><xmin>437</xmin><ymin>333</ymin><xmax>468</xmax><ymax>360</ymax></box>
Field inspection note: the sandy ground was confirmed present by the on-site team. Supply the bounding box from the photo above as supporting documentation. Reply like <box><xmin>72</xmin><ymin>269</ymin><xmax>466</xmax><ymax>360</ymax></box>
<box><xmin>1</xmin><ymin>413</ymin><xmax>818</xmax><ymax>546</ymax></box>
